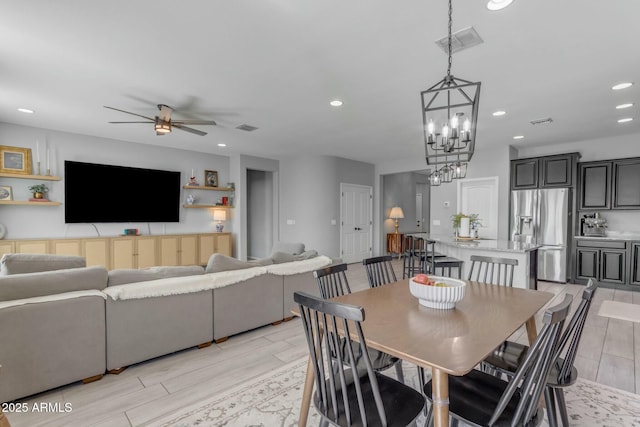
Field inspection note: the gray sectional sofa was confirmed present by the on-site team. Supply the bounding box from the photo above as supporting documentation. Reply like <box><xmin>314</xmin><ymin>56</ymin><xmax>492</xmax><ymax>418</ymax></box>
<box><xmin>0</xmin><ymin>248</ymin><xmax>329</xmax><ymax>403</ymax></box>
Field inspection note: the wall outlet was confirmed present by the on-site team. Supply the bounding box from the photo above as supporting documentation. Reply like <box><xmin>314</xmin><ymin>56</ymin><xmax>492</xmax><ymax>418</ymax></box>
<box><xmin>433</xmin><ymin>219</ymin><xmax>441</xmax><ymax>226</ymax></box>
<box><xmin>286</xmin><ymin>219</ymin><xmax>296</xmax><ymax>225</ymax></box>
<box><xmin>443</xmin><ymin>201</ymin><xmax>450</xmax><ymax>207</ymax></box>
<box><xmin>330</xmin><ymin>219</ymin><xmax>337</xmax><ymax>225</ymax></box>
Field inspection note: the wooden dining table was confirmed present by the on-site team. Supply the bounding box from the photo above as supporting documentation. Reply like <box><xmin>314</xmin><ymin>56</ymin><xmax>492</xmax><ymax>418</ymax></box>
<box><xmin>296</xmin><ymin>279</ymin><xmax>554</xmax><ymax>427</ymax></box>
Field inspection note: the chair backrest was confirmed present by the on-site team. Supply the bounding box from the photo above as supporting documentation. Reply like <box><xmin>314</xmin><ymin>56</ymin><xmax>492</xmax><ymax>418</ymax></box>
<box><xmin>313</xmin><ymin>263</ymin><xmax>351</xmax><ymax>299</ymax></box>
<box><xmin>467</xmin><ymin>255</ymin><xmax>518</xmax><ymax>286</ymax></box>
<box><xmin>294</xmin><ymin>291</ymin><xmax>388</xmax><ymax>425</ymax></box>
<box><xmin>553</xmin><ymin>278</ymin><xmax>598</xmax><ymax>383</ymax></box>
<box><xmin>490</xmin><ymin>293</ymin><xmax>573</xmax><ymax>426</ymax></box>
<box><xmin>363</xmin><ymin>255</ymin><xmax>397</xmax><ymax>288</ymax></box>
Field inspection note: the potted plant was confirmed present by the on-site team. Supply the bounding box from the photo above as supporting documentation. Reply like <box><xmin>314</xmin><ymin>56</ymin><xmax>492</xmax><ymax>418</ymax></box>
<box><xmin>28</xmin><ymin>183</ymin><xmax>49</xmax><ymax>199</ymax></box>
<box><xmin>451</xmin><ymin>213</ymin><xmax>480</xmax><ymax>237</ymax></box>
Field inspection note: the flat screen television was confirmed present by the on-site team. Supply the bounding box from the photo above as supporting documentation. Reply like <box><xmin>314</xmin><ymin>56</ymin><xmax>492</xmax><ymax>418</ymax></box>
<box><xmin>65</xmin><ymin>161</ymin><xmax>181</xmax><ymax>223</ymax></box>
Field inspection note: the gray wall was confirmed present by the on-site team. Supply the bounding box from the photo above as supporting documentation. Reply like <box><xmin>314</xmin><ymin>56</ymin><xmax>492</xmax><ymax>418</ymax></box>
<box><xmin>0</xmin><ymin>123</ymin><xmax>229</xmax><ymax>240</ymax></box>
<box><xmin>279</xmin><ymin>155</ymin><xmax>374</xmax><ymax>258</ymax></box>
<box><xmin>382</xmin><ymin>172</ymin><xmax>430</xmax><ymax>237</ymax></box>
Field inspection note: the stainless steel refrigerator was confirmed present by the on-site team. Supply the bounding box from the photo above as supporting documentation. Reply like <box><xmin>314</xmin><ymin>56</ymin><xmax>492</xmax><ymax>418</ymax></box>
<box><xmin>510</xmin><ymin>188</ymin><xmax>570</xmax><ymax>283</ymax></box>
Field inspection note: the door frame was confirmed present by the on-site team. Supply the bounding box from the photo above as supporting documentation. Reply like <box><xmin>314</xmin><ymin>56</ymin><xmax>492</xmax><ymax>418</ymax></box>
<box><xmin>456</xmin><ymin>176</ymin><xmax>499</xmax><ymax>239</ymax></box>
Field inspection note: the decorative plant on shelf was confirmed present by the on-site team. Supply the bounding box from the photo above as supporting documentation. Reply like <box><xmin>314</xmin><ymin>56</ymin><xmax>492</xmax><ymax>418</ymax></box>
<box><xmin>451</xmin><ymin>213</ymin><xmax>481</xmax><ymax>237</ymax></box>
<box><xmin>28</xmin><ymin>183</ymin><xmax>49</xmax><ymax>199</ymax></box>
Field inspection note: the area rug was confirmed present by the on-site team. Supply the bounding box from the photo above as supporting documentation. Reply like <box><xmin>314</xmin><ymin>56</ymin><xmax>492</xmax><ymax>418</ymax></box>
<box><xmin>142</xmin><ymin>357</ymin><xmax>640</xmax><ymax>427</ymax></box>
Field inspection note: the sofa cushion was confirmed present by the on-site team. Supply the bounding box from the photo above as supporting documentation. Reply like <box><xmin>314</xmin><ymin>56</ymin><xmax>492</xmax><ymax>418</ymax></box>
<box><xmin>0</xmin><ymin>266</ymin><xmax>108</xmax><ymax>301</ymax></box>
<box><xmin>271</xmin><ymin>242</ymin><xmax>305</xmax><ymax>256</ymax></box>
<box><xmin>272</xmin><ymin>250</ymin><xmax>318</xmax><ymax>264</ymax></box>
<box><xmin>107</xmin><ymin>266</ymin><xmax>205</xmax><ymax>287</ymax></box>
<box><xmin>205</xmin><ymin>254</ymin><xmax>273</xmax><ymax>273</ymax></box>
<box><xmin>0</xmin><ymin>253</ymin><xmax>86</xmax><ymax>275</ymax></box>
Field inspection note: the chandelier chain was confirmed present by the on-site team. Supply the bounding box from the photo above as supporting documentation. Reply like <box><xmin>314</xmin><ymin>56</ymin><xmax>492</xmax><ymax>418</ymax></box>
<box><xmin>447</xmin><ymin>0</ymin><xmax>453</xmax><ymax>78</ymax></box>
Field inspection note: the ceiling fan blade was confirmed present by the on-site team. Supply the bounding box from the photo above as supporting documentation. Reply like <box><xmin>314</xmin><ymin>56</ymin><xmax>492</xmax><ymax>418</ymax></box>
<box><xmin>104</xmin><ymin>106</ymin><xmax>154</xmax><ymax>121</ymax></box>
<box><xmin>173</xmin><ymin>123</ymin><xmax>207</xmax><ymax>136</ymax></box>
<box><xmin>173</xmin><ymin>120</ymin><xmax>217</xmax><ymax>126</ymax></box>
<box><xmin>108</xmin><ymin>121</ymin><xmax>153</xmax><ymax>124</ymax></box>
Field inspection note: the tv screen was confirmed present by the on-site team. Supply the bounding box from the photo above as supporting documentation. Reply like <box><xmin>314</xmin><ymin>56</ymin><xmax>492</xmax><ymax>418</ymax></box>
<box><xmin>65</xmin><ymin>161</ymin><xmax>181</xmax><ymax>223</ymax></box>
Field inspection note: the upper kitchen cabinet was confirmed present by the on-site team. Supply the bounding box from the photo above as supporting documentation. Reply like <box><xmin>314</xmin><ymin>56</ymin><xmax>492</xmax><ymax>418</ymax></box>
<box><xmin>578</xmin><ymin>161</ymin><xmax>612</xmax><ymax>210</ymax></box>
<box><xmin>578</xmin><ymin>157</ymin><xmax>640</xmax><ymax>210</ymax></box>
<box><xmin>612</xmin><ymin>158</ymin><xmax>640</xmax><ymax>209</ymax></box>
<box><xmin>510</xmin><ymin>153</ymin><xmax>579</xmax><ymax>190</ymax></box>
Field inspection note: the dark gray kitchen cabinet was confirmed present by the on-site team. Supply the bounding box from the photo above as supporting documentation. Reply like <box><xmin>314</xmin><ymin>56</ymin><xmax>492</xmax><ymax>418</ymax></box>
<box><xmin>578</xmin><ymin>162</ymin><xmax>612</xmax><ymax>210</ymax></box>
<box><xmin>613</xmin><ymin>159</ymin><xmax>640</xmax><ymax>209</ymax></box>
<box><xmin>575</xmin><ymin>239</ymin><xmax>627</xmax><ymax>285</ymax></box>
<box><xmin>511</xmin><ymin>158</ymin><xmax>539</xmax><ymax>189</ymax></box>
<box><xmin>630</xmin><ymin>243</ymin><xmax>640</xmax><ymax>286</ymax></box>
<box><xmin>511</xmin><ymin>153</ymin><xmax>578</xmax><ymax>190</ymax></box>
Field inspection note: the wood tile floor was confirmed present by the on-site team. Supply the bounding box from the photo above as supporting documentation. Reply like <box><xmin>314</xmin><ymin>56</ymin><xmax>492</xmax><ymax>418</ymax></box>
<box><xmin>5</xmin><ymin>259</ymin><xmax>640</xmax><ymax>426</ymax></box>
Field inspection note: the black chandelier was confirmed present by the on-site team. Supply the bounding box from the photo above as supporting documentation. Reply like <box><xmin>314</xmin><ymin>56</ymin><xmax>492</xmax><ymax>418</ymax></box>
<box><xmin>421</xmin><ymin>0</ymin><xmax>481</xmax><ymax>186</ymax></box>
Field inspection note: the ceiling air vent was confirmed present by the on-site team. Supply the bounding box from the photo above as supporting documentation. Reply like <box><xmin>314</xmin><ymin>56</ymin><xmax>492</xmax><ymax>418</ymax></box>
<box><xmin>530</xmin><ymin>117</ymin><xmax>554</xmax><ymax>126</ymax></box>
<box><xmin>435</xmin><ymin>26</ymin><xmax>483</xmax><ymax>54</ymax></box>
<box><xmin>236</xmin><ymin>124</ymin><xmax>258</xmax><ymax>132</ymax></box>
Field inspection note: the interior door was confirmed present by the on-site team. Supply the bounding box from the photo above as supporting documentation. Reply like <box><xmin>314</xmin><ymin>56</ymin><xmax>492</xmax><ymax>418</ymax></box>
<box><xmin>341</xmin><ymin>183</ymin><xmax>372</xmax><ymax>263</ymax></box>
<box><xmin>457</xmin><ymin>177</ymin><xmax>499</xmax><ymax>239</ymax></box>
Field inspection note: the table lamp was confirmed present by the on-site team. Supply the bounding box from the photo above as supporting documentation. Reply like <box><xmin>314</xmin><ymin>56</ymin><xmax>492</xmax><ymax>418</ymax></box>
<box><xmin>389</xmin><ymin>206</ymin><xmax>404</xmax><ymax>234</ymax></box>
<box><xmin>213</xmin><ymin>210</ymin><xmax>226</xmax><ymax>232</ymax></box>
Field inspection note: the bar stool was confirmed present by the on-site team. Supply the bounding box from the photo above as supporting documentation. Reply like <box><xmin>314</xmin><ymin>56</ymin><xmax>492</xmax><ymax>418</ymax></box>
<box><xmin>424</xmin><ymin>240</ymin><xmax>463</xmax><ymax>278</ymax></box>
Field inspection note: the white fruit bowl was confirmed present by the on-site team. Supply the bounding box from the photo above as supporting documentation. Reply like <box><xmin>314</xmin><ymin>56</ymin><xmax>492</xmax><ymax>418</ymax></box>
<box><xmin>409</xmin><ymin>276</ymin><xmax>467</xmax><ymax>309</ymax></box>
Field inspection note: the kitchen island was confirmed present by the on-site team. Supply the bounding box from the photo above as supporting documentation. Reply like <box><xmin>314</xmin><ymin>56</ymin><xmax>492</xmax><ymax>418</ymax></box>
<box><xmin>408</xmin><ymin>233</ymin><xmax>541</xmax><ymax>289</ymax></box>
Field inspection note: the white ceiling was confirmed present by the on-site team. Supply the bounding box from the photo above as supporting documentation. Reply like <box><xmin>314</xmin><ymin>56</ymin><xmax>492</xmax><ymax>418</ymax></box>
<box><xmin>1</xmin><ymin>0</ymin><xmax>638</xmax><ymax>165</ymax></box>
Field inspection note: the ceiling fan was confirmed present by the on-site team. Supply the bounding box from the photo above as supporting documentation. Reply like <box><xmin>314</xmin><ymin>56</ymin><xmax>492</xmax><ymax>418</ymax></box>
<box><xmin>104</xmin><ymin>104</ymin><xmax>217</xmax><ymax>136</ymax></box>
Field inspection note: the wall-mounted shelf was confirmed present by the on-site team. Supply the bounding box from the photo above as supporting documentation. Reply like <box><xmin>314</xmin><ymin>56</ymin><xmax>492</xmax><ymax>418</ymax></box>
<box><xmin>182</xmin><ymin>185</ymin><xmax>234</xmax><ymax>191</ymax></box>
<box><xmin>0</xmin><ymin>173</ymin><xmax>61</xmax><ymax>181</ymax></box>
<box><xmin>183</xmin><ymin>204</ymin><xmax>233</xmax><ymax>209</ymax></box>
<box><xmin>0</xmin><ymin>200</ymin><xmax>61</xmax><ymax>206</ymax></box>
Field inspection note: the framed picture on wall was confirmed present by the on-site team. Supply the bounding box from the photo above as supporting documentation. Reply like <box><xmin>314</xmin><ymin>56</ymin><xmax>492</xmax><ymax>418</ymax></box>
<box><xmin>0</xmin><ymin>186</ymin><xmax>13</xmax><ymax>201</ymax></box>
<box><xmin>0</xmin><ymin>145</ymin><xmax>32</xmax><ymax>175</ymax></box>
<box><xmin>204</xmin><ymin>170</ymin><xmax>218</xmax><ymax>187</ymax></box>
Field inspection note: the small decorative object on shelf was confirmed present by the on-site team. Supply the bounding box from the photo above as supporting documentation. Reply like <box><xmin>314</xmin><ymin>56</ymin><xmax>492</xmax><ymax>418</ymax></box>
<box><xmin>204</xmin><ymin>170</ymin><xmax>218</xmax><ymax>187</ymax></box>
<box><xmin>0</xmin><ymin>186</ymin><xmax>12</xmax><ymax>201</ymax></box>
<box><xmin>0</xmin><ymin>145</ymin><xmax>32</xmax><ymax>175</ymax></box>
<box><xmin>451</xmin><ymin>213</ymin><xmax>481</xmax><ymax>238</ymax></box>
<box><xmin>27</xmin><ymin>183</ymin><xmax>49</xmax><ymax>200</ymax></box>
<box><xmin>186</xmin><ymin>169</ymin><xmax>200</xmax><ymax>186</ymax></box>
<box><xmin>186</xmin><ymin>194</ymin><xmax>196</xmax><ymax>205</ymax></box>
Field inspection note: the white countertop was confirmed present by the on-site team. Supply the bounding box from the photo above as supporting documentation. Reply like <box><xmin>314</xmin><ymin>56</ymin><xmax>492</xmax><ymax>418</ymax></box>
<box><xmin>407</xmin><ymin>233</ymin><xmax>541</xmax><ymax>253</ymax></box>
<box><xmin>575</xmin><ymin>235</ymin><xmax>640</xmax><ymax>241</ymax></box>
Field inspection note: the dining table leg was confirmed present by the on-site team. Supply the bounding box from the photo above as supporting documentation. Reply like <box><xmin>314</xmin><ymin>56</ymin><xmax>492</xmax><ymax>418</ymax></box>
<box><xmin>298</xmin><ymin>355</ymin><xmax>315</xmax><ymax>427</ymax></box>
<box><xmin>431</xmin><ymin>368</ymin><xmax>449</xmax><ymax>427</ymax></box>
<box><xmin>525</xmin><ymin>316</ymin><xmax>538</xmax><ymax>345</ymax></box>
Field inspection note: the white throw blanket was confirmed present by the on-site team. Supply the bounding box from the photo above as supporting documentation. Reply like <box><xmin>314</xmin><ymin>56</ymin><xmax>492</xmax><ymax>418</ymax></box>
<box><xmin>0</xmin><ymin>290</ymin><xmax>106</xmax><ymax>310</ymax></box>
<box><xmin>104</xmin><ymin>266</ymin><xmax>268</xmax><ymax>301</ymax></box>
<box><xmin>103</xmin><ymin>256</ymin><xmax>334</xmax><ymax>301</ymax></box>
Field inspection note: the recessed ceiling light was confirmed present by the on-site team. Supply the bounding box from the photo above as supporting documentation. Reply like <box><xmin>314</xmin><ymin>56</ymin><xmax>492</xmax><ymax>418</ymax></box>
<box><xmin>513</xmin><ymin>135</ymin><xmax>524</xmax><ymax>140</ymax></box>
<box><xmin>616</xmin><ymin>103</ymin><xmax>634</xmax><ymax>109</ymax></box>
<box><xmin>17</xmin><ymin>108</ymin><xmax>34</xmax><ymax>114</ymax></box>
<box><xmin>617</xmin><ymin>118</ymin><xmax>633</xmax><ymax>123</ymax></box>
<box><xmin>330</xmin><ymin>100</ymin><xmax>343</xmax><ymax>107</ymax></box>
<box><xmin>487</xmin><ymin>0</ymin><xmax>514</xmax><ymax>11</ymax></box>
<box><xmin>612</xmin><ymin>82</ymin><xmax>633</xmax><ymax>90</ymax></box>
<box><xmin>492</xmin><ymin>110</ymin><xmax>506</xmax><ymax>116</ymax></box>
<box><xmin>217</xmin><ymin>143</ymin><xmax>227</xmax><ymax>147</ymax></box>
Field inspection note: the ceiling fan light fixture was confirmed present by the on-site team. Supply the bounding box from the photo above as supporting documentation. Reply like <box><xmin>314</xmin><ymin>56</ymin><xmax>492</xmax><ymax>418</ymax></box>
<box><xmin>154</xmin><ymin>117</ymin><xmax>171</xmax><ymax>134</ymax></box>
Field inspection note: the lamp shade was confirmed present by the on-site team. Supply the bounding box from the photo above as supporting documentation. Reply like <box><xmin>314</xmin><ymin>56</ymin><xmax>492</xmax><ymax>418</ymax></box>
<box><xmin>213</xmin><ymin>210</ymin><xmax>226</xmax><ymax>221</ymax></box>
<box><xmin>389</xmin><ymin>206</ymin><xmax>405</xmax><ymax>219</ymax></box>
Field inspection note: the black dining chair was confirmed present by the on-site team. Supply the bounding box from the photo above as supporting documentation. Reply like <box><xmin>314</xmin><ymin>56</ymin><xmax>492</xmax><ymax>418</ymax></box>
<box><xmin>423</xmin><ymin>293</ymin><xmax>574</xmax><ymax>427</ymax></box>
<box><xmin>313</xmin><ymin>264</ymin><xmax>406</xmax><ymax>383</ymax></box>
<box><xmin>362</xmin><ymin>255</ymin><xmax>397</xmax><ymax>288</ymax></box>
<box><xmin>424</xmin><ymin>240</ymin><xmax>463</xmax><ymax>278</ymax></box>
<box><xmin>294</xmin><ymin>291</ymin><xmax>425</xmax><ymax>427</ymax></box>
<box><xmin>467</xmin><ymin>255</ymin><xmax>518</xmax><ymax>287</ymax></box>
<box><xmin>482</xmin><ymin>279</ymin><xmax>598</xmax><ymax>427</ymax></box>
<box><xmin>402</xmin><ymin>236</ymin><xmax>448</xmax><ymax>279</ymax></box>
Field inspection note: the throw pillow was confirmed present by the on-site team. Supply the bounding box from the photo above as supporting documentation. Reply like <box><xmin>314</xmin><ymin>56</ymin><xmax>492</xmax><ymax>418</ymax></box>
<box><xmin>271</xmin><ymin>251</ymin><xmax>297</xmax><ymax>264</ymax></box>
<box><xmin>271</xmin><ymin>242</ymin><xmax>305</xmax><ymax>256</ymax></box>
<box><xmin>206</xmin><ymin>254</ymin><xmax>264</xmax><ymax>273</ymax></box>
